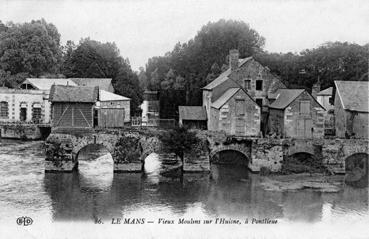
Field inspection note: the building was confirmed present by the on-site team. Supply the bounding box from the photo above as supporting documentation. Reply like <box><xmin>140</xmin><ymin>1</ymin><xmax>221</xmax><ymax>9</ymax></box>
<box><xmin>178</xmin><ymin>106</ymin><xmax>207</xmax><ymax>129</ymax></box>
<box><xmin>268</xmin><ymin>89</ymin><xmax>326</xmax><ymax>138</ymax></box>
<box><xmin>140</xmin><ymin>91</ymin><xmax>160</xmax><ymax>125</ymax></box>
<box><xmin>202</xmin><ymin>49</ymin><xmax>285</xmax><ymax>136</ymax></box>
<box><xmin>334</xmin><ymin>81</ymin><xmax>369</xmax><ymax>139</ymax></box>
<box><xmin>19</xmin><ymin>78</ymin><xmax>77</xmax><ymax>90</ymax></box>
<box><xmin>49</xmin><ymin>85</ymin><xmax>98</xmax><ymax>128</ymax></box>
<box><xmin>96</xmin><ymin>89</ymin><xmax>131</xmax><ymax>127</ymax></box>
<box><xmin>70</xmin><ymin>78</ymin><xmax>114</xmax><ymax>92</ymax></box>
<box><xmin>317</xmin><ymin>87</ymin><xmax>334</xmax><ymax>112</ymax></box>
<box><xmin>208</xmin><ymin>88</ymin><xmax>260</xmax><ymax>136</ymax></box>
<box><xmin>0</xmin><ymin>87</ymin><xmax>50</xmax><ymax>124</ymax></box>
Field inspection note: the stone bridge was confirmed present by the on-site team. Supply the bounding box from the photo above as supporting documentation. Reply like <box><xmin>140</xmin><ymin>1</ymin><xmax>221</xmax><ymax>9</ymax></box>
<box><xmin>45</xmin><ymin>128</ymin><xmax>369</xmax><ymax>179</ymax></box>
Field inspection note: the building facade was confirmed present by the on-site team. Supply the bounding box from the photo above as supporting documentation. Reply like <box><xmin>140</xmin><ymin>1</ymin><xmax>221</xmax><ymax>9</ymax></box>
<box><xmin>317</xmin><ymin>87</ymin><xmax>334</xmax><ymax>112</ymax></box>
<box><xmin>96</xmin><ymin>90</ymin><xmax>131</xmax><ymax>127</ymax></box>
<box><xmin>202</xmin><ymin>49</ymin><xmax>285</xmax><ymax>136</ymax></box>
<box><xmin>334</xmin><ymin>81</ymin><xmax>369</xmax><ymax>139</ymax></box>
<box><xmin>0</xmin><ymin>87</ymin><xmax>50</xmax><ymax>124</ymax></box>
<box><xmin>50</xmin><ymin>85</ymin><xmax>98</xmax><ymax>128</ymax></box>
<box><xmin>269</xmin><ymin>89</ymin><xmax>326</xmax><ymax>138</ymax></box>
<box><xmin>140</xmin><ymin>91</ymin><xmax>160</xmax><ymax>125</ymax></box>
<box><xmin>209</xmin><ymin>88</ymin><xmax>260</xmax><ymax>136</ymax></box>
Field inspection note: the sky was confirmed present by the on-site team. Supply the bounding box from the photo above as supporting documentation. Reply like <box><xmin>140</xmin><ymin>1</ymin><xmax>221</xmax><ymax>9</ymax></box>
<box><xmin>0</xmin><ymin>0</ymin><xmax>368</xmax><ymax>70</ymax></box>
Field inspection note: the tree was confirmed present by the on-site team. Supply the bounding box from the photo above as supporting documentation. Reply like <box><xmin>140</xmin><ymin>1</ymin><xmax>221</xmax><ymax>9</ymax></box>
<box><xmin>161</xmin><ymin>68</ymin><xmax>175</xmax><ymax>90</ymax></box>
<box><xmin>160</xmin><ymin>126</ymin><xmax>199</xmax><ymax>162</ymax></box>
<box><xmin>137</xmin><ymin>67</ymin><xmax>148</xmax><ymax>90</ymax></box>
<box><xmin>62</xmin><ymin>38</ymin><xmax>143</xmax><ymax>114</ymax></box>
<box><xmin>144</xmin><ymin>19</ymin><xmax>265</xmax><ymax>105</ymax></box>
<box><xmin>0</xmin><ymin>19</ymin><xmax>62</xmax><ymax>78</ymax></box>
<box><xmin>205</xmin><ymin>62</ymin><xmax>221</xmax><ymax>84</ymax></box>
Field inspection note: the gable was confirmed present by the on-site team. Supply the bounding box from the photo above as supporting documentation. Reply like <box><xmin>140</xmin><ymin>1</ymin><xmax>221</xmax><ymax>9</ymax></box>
<box><xmin>211</xmin><ymin>88</ymin><xmax>258</xmax><ymax>109</ymax></box>
<box><xmin>335</xmin><ymin>81</ymin><xmax>369</xmax><ymax>112</ymax></box>
<box><xmin>228</xmin><ymin>58</ymin><xmax>286</xmax><ymax>94</ymax></box>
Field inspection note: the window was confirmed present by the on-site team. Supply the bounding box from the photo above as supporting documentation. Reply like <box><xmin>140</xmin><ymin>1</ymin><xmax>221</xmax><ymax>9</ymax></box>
<box><xmin>235</xmin><ymin>99</ymin><xmax>245</xmax><ymax>116</ymax></box>
<box><xmin>256</xmin><ymin>98</ymin><xmax>263</xmax><ymax>107</ymax></box>
<box><xmin>20</xmin><ymin>108</ymin><xmax>27</xmax><ymax>121</ymax></box>
<box><xmin>0</xmin><ymin>101</ymin><xmax>8</xmax><ymax>118</ymax></box>
<box><xmin>244</xmin><ymin>79</ymin><xmax>251</xmax><ymax>90</ymax></box>
<box><xmin>300</xmin><ymin>101</ymin><xmax>310</xmax><ymax>114</ymax></box>
<box><xmin>32</xmin><ymin>104</ymin><xmax>42</xmax><ymax>123</ymax></box>
<box><xmin>256</xmin><ymin>80</ymin><xmax>263</xmax><ymax>91</ymax></box>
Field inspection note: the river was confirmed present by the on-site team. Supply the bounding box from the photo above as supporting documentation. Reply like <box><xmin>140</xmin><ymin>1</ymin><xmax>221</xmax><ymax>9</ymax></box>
<box><xmin>0</xmin><ymin>140</ymin><xmax>368</xmax><ymax>239</ymax></box>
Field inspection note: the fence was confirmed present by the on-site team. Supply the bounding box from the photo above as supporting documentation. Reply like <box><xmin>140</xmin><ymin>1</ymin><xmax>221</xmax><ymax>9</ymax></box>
<box><xmin>131</xmin><ymin>117</ymin><xmax>176</xmax><ymax>129</ymax></box>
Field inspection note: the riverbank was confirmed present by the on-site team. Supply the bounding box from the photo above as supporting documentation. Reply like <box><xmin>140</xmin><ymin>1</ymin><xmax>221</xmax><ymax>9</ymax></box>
<box><xmin>260</xmin><ymin>173</ymin><xmax>344</xmax><ymax>193</ymax></box>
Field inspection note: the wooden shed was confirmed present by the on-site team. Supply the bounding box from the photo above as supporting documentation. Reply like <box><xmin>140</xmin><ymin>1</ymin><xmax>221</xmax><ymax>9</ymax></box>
<box><xmin>178</xmin><ymin>106</ymin><xmax>207</xmax><ymax>129</ymax></box>
<box><xmin>49</xmin><ymin>85</ymin><xmax>98</xmax><ymax>128</ymax></box>
<box><xmin>96</xmin><ymin>90</ymin><xmax>131</xmax><ymax>128</ymax></box>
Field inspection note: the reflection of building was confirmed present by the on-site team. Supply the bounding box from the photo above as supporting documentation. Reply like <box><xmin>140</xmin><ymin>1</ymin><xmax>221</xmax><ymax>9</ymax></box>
<box><xmin>0</xmin><ymin>87</ymin><xmax>50</xmax><ymax>123</ymax></box>
<box><xmin>334</xmin><ymin>81</ymin><xmax>369</xmax><ymax>139</ymax></box>
<box><xmin>178</xmin><ymin>106</ymin><xmax>207</xmax><ymax>129</ymax></box>
<box><xmin>269</xmin><ymin>89</ymin><xmax>325</xmax><ymax>138</ymax></box>
<box><xmin>201</xmin><ymin>49</ymin><xmax>285</xmax><ymax>136</ymax></box>
<box><xmin>140</xmin><ymin>91</ymin><xmax>159</xmax><ymax>125</ymax></box>
<box><xmin>50</xmin><ymin>85</ymin><xmax>98</xmax><ymax>128</ymax></box>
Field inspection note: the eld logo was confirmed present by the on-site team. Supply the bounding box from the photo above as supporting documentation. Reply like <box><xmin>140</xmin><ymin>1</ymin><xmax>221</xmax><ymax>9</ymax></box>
<box><xmin>16</xmin><ymin>216</ymin><xmax>33</xmax><ymax>226</ymax></box>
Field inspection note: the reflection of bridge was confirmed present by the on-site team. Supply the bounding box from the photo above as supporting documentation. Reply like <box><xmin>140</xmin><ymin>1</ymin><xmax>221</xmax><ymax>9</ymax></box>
<box><xmin>45</xmin><ymin>128</ymin><xmax>368</xmax><ymax>179</ymax></box>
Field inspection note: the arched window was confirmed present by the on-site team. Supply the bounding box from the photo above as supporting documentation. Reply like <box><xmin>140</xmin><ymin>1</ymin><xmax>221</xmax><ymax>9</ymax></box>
<box><xmin>32</xmin><ymin>103</ymin><xmax>42</xmax><ymax>123</ymax></box>
<box><xmin>0</xmin><ymin>101</ymin><xmax>9</xmax><ymax>118</ymax></box>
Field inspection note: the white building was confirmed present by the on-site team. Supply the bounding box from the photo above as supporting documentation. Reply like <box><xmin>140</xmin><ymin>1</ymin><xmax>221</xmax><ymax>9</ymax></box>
<box><xmin>0</xmin><ymin>87</ymin><xmax>50</xmax><ymax>123</ymax></box>
<box><xmin>317</xmin><ymin>87</ymin><xmax>334</xmax><ymax>112</ymax></box>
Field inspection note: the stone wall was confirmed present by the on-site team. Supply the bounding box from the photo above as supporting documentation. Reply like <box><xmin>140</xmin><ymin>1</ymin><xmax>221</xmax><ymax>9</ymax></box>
<box><xmin>250</xmin><ymin>138</ymin><xmax>283</xmax><ymax>172</ymax></box>
<box><xmin>45</xmin><ymin>128</ymin><xmax>369</xmax><ymax>176</ymax></box>
<box><xmin>0</xmin><ymin>124</ymin><xmax>42</xmax><ymax>140</ymax></box>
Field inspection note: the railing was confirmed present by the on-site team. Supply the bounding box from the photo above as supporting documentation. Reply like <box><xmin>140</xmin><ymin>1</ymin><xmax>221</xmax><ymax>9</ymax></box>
<box><xmin>131</xmin><ymin>117</ymin><xmax>176</xmax><ymax>129</ymax></box>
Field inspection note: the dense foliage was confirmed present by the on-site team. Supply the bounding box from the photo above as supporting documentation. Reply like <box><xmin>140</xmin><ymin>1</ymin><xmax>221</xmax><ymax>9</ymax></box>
<box><xmin>144</xmin><ymin>19</ymin><xmax>266</xmax><ymax>105</ymax></box>
<box><xmin>62</xmin><ymin>38</ymin><xmax>143</xmax><ymax>115</ymax></box>
<box><xmin>160</xmin><ymin>126</ymin><xmax>199</xmax><ymax>161</ymax></box>
<box><xmin>255</xmin><ymin>42</ymin><xmax>369</xmax><ymax>91</ymax></box>
<box><xmin>0</xmin><ymin>19</ymin><xmax>62</xmax><ymax>87</ymax></box>
<box><xmin>0</xmin><ymin>19</ymin><xmax>142</xmax><ymax>114</ymax></box>
<box><xmin>0</xmin><ymin>18</ymin><xmax>367</xmax><ymax>118</ymax></box>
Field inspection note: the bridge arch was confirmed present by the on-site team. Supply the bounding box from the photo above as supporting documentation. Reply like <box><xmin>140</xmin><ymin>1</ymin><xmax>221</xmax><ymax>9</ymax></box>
<box><xmin>345</xmin><ymin>153</ymin><xmax>368</xmax><ymax>187</ymax></box>
<box><xmin>210</xmin><ymin>145</ymin><xmax>251</xmax><ymax>165</ymax></box>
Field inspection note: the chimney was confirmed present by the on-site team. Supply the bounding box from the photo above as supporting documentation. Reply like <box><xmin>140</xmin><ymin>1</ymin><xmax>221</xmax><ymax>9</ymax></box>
<box><xmin>229</xmin><ymin>49</ymin><xmax>239</xmax><ymax>71</ymax></box>
<box><xmin>311</xmin><ymin>76</ymin><xmax>321</xmax><ymax>99</ymax></box>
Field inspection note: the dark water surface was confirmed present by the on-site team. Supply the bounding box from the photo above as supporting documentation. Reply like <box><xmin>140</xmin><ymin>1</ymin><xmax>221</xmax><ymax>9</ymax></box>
<box><xmin>0</xmin><ymin>140</ymin><xmax>368</xmax><ymax>239</ymax></box>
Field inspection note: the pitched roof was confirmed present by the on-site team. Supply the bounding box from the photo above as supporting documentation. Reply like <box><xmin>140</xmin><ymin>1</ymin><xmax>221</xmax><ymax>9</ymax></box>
<box><xmin>335</xmin><ymin>81</ymin><xmax>369</xmax><ymax>112</ymax></box>
<box><xmin>50</xmin><ymin>85</ymin><xmax>98</xmax><ymax>103</ymax></box>
<box><xmin>318</xmin><ymin>87</ymin><xmax>333</xmax><ymax>96</ymax></box>
<box><xmin>178</xmin><ymin>106</ymin><xmax>207</xmax><ymax>121</ymax></box>
<box><xmin>22</xmin><ymin>78</ymin><xmax>77</xmax><ymax>90</ymax></box>
<box><xmin>269</xmin><ymin>89</ymin><xmax>305</xmax><ymax>109</ymax></box>
<box><xmin>211</xmin><ymin>88</ymin><xmax>241</xmax><ymax>109</ymax></box>
<box><xmin>99</xmin><ymin>90</ymin><xmax>130</xmax><ymax>101</ymax></box>
<box><xmin>70</xmin><ymin>78</ymin><xmax>113</xmax><ymax>92</ymax></box>
<box><xmin>202</xmin><ymin>57</ymin><xmax>252</xmax><ymax>90</ymax></box>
